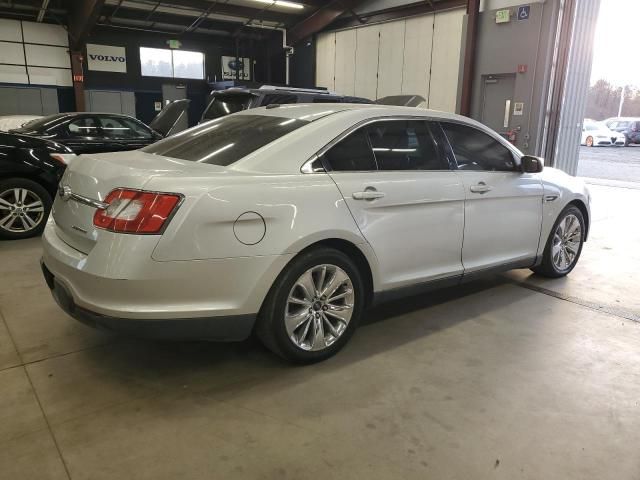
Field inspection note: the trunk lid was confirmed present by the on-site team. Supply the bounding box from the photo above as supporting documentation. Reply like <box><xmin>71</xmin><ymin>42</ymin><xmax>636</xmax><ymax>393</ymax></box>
<box><xmin>148</xmin><ymin>99</ymin><xmax>191</xmax><ymax>137</ymax></box>
<box><xmin>52</xmin><ymin>150</ymin><xmax>205</xmax><ymax>253</ymax></box>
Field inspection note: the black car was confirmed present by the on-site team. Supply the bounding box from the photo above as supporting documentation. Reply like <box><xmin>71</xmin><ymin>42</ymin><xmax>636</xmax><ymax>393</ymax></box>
<box><xmin>9</xmin><ymin>100</ymin><xmax>190</xmax><ymax>154</ymax></box>
<box><xmin>0</xmin><ymin>132</ymin><xmax>72</xmax><ymax>240</ymax></box>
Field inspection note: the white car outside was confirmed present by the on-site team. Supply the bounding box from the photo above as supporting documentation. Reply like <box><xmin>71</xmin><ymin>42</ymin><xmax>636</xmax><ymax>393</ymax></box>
<box><xmin>581</xmin><ymin>120</ymin><xmax>625</xmax><ymax>146</ymax></box>
<box><xmin>41</xmin><ymin>104</ymin><xmax>590</xmax><ymax>362</ymax></box>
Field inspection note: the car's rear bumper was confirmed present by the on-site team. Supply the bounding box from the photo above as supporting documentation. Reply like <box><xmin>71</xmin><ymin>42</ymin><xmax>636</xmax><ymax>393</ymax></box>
<box><xmin>41</xmin><ymin>261</ymin><xmax>255</xmax><ymax>340</ymax></box>
<box><xmin>41</xmin><ymin>219</ymin><xmax>293</xmax><ymax>340</ymax></box>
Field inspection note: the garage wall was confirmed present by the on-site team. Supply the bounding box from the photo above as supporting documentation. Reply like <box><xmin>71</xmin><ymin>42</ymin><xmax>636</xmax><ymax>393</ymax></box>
<box><xmin>315</xmin><ymin>8</ymin><xmax>465</xmax><ymax>110</ymax></box>
<box><xmin>0</xmin><ymin>18</ymin><xmax>71</xmax><ymax>87</ymax></box>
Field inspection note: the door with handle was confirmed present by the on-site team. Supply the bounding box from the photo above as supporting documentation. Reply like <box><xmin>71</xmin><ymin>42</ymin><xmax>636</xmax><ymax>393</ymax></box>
<box><xmin>323</xmin><ymin>119</ymin><xmax>466</xmax><ymax>290</ymax></box>
<box><xmin>440</xmin><ymin>122</ymin><xmax>543</xmax><ymax>272</ymax></box>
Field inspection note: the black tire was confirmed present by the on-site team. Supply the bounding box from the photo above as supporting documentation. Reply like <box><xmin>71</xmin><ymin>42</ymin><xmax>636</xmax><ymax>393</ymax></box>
<box><xmin>0</xmin><ymin>178</ymin><xmax>52</xmax><ymax>240</ymax></box>
<box><xmin>256</xmin><ymin>247</ymin><xmax>365</xmax><ymax>364</ymax></box>
<box><xmin>531</xmin><ymin>205</ymin><xmax>585</xmax><ymax>278</ymax></box>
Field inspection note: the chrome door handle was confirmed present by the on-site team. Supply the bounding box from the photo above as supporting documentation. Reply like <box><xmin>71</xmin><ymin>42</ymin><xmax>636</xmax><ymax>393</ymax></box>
<box><xmin>469</xmin><ymin>182</ymin><xmax>492</xmax><ymax>194</ymax></box>
<box><xmin>352</xmin><ymin>190</ymin><xmax>385</xmax><ymax>201</ymax></box>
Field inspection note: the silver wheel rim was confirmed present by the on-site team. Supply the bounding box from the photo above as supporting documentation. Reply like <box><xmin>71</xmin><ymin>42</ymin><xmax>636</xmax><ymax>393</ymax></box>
<box><xmin>551</xmin><ymin>213</ymin><xmax>582</xmax><ymax>272</ymax></box>
<box><xmin>0</xmin><ymin>188</ymin><xmax>45</xmax><ymax>234</ymax></box>
<box><xmin>285</xmin><ymin>264</ymin><xmax>355</xmax><ymax>351</ymax></box>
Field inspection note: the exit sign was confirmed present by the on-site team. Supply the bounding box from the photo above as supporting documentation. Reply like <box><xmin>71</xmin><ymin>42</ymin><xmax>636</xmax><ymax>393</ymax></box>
<box><xmin>496</xmin><ymin>9</ymin><xmax>511</xmax><ymax>23</ymax></box>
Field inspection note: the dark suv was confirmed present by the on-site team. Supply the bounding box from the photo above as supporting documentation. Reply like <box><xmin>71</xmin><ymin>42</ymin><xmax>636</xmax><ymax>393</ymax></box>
<box><xmin>200</xmin><ymin>86</ymin><xmax>371</xmax><ymax>123</ymax></box>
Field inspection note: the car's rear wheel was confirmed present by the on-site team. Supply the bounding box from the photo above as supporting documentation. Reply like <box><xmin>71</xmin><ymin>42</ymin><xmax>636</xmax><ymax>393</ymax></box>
<box><xmin>531</xmin><ymin>205</ymin><xmax>585</xmax><ymax>278</ymax></box>
<box><xmin>585</xmin><ymin>136</ymin><xmax>594</xmax><ymax>147</ymax></box>
<box><xmin>0</xmin><ymin>178</ymin><xmax>51</xmax><ymax>240</ymax></box>
<box><xmin>257</xmin><ymin>247</ymin><xmax>365</xmax><ymax>363</ymax></box>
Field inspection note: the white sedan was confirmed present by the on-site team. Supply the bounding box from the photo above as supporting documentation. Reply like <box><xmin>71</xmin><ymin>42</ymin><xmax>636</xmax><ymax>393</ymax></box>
<box><xmin>41</xmin><ymin>104</ymin><xmax>590</xmax><ymax>362</ymax></box>
<box><xmin>581</xmin><ymin>120</ymin><xmax>625</xmax><ymax>146</ymax></box>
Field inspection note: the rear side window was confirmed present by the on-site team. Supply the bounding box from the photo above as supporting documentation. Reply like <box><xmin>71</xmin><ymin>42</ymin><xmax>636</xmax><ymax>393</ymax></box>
<box><xmin>203</xmin><ymin>95</ymin><xmax>252</xmax><ymax>121</ymax></box>
<box><xmin>323</xmin><ymin>120</ymin><xmax>445</xmax><ymax>172</ymax></box>
<box><xmin>98</xmin><ymin>116</ymin><xmax>152</xmax><ymax>139</ymax></box>
<box><xmin>313</xmin><ymin>96</ymin><xmax>342</xmax><ymax>103</ymax></box>
<box><xmin>323</xmin><ymin>129</ymin><xmax>377</xmax><ymax>171</ymax></box>
<box><xmin>67</xmin><ymin>117</ymin><xmax>100</xmax><ymax>136</ymax></box>
<box><xmin>142</xmin><ymin>114</ymin><xmax>309</xmax><ymax>166</ymax></box>
<box><xmin>441</xmin><ymin>122</ymin><xmax>516</xmax><ymax>172</ymax></box>
<box><xmin>260</xmin><ymin>94</ymin><xmax>298</xmax><ymax>106</ymax></box>
<box><xmin>368</xmin><ymin>120</ymin><xmax>446</xmax><ymax>170</ymax></box>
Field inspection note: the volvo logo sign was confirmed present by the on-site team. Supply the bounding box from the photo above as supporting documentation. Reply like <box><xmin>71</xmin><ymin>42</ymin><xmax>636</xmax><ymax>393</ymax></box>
<box><xmin>88</xmin><ymin>54</ymin><xmax>126</xmax><ymax>63</ymax></box>
<box><xmin>86</xmin><ymin>44</ymin><xmax>127</xmax><ymax>73</ymax></box>
<box><xmin>58</xmin><ymin>185</ymin><xmax>72</xmax><ymax>202</ymax></box>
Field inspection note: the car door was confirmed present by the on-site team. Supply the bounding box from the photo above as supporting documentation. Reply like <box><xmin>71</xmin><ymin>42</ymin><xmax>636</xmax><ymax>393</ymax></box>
<box><xmin>440</xmin><ymin>122</ymin><xmax>543</xmax><ymax>273</ymax></box>
<box><xmin>60</xmin><ymin>115</ymin><xmax>106</xmax><ymax>154</ymax></box>
<box><xmin>323</xmin><ymin>118</ymin><xmax>466</xmax><ymax>290</ymax></box>
<box><xmin>97</xmin><ymin>115</ymin><xmax>157</xmax><ymax>151</ymax></box>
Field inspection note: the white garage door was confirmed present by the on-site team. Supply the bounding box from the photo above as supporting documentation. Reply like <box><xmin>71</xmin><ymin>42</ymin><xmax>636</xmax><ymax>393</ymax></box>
<box><xmin>315</xmin><ymin>9</ymin><xmax>464</xmax><ymax>112</ymax></box>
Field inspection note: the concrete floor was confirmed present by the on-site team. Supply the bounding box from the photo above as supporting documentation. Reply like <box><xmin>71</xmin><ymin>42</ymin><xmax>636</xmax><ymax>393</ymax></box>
<box><xmin>1</xmin><ymin>183</ymin><xmax>639</xmax><ymax>480</ymax></box>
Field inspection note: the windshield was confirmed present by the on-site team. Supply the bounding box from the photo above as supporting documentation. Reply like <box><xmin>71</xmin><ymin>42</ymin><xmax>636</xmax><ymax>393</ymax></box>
<box><xmin>142</xmin><ymin>114</ymin><xmax>309</xmax><ymax>166</ymax></box>
<box><xmin>202</xmin><ymin>94</ymin><xmax>253</xmax><ymax>121</ymax></box>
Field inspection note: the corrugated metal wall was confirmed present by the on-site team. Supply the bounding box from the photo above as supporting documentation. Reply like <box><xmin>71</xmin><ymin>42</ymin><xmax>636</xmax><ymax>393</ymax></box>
<box><xmin>551</xmin><ymin>0</ymin><xmax>601</xmax><ymax>175</ymax></box>
<box><xmin>315</xmin><ymin>9</ymin><xmax>464</xmax><ymax>110</ymax></box>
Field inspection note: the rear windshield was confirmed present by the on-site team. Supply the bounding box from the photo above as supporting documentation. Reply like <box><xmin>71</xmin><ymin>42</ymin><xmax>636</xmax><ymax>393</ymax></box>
<box><xmin>202</xmin><ymin>95</ymin><xmax>252</xmax><ymax>121</ymax></box>
<box><xmin>142</xmin><ymin>114</ymin><xmax>309</xmax><ymax>166</ymax></box>
<box><xmin>13</xmin><ymin>114</ymin><xmax>66</xmax><ymax>132</ymax></box>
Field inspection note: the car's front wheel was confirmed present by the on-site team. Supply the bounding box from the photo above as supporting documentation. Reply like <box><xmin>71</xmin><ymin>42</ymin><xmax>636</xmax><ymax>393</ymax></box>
<box><xmin>0</xmin><ymin>178</ymin><xmax>51</xmax><ymax>240</ymax></box>
<box><xmin>532</xmin><ymin>205</ymin><xmax>585</xmax><ymax>278</ymax></box>
<box><xmin>257</xmin><ymin>247</ymin><xmax>365</xmax><ymax>363</ymax></box>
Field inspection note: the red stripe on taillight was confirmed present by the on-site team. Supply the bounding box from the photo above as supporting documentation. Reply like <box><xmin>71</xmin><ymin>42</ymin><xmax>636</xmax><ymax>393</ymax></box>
<box><xmin>93</xmin><ymin>188</ymin><xmax>182</xmax><ymax>234</ymax></box>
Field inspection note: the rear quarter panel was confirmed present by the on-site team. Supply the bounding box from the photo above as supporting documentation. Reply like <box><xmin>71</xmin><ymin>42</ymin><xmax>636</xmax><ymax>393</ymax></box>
<box><xmin>148</xmin><ymin>172</ymin><xmax>370</xmax><ymax>263</ymax></box>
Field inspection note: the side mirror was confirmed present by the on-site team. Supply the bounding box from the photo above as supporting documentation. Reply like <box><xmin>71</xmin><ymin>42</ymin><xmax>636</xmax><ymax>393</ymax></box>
<box><xmin>521</xmin><ymin>155</ymin><xmax>544</xmax><ymax>173</ymax></box>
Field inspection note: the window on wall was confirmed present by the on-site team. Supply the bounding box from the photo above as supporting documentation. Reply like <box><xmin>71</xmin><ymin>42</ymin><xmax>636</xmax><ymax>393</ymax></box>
<box><xmin>139</xmin><ymin>47</ymin><xmax>204</xmax><ymax>79</ymax></box>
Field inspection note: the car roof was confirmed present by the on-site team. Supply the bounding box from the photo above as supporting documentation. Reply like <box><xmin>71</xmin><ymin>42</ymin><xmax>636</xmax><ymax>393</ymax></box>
<box><xmin>213</xmin><ymin>87</ymin><xmax>351</xmax><ymax>98</ymax></box>
<box><xmin>238</xmin><ymin>103</ymin><xmax>474</xmax><ymax>124</ymax></box>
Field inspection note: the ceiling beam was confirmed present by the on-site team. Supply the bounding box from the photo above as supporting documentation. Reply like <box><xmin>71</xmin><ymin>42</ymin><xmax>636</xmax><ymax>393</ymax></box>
<box><xmin>287</xmin><ymin>0</ymin><xmax>365</xmax><ymax>45</ymax></box>
<box><xmin>67</xmin><ymin>0</ymin><xmax>105</xmax><ymax>49</ymax></box>
<box><xmin>139</xmin><ymin>0</ymin><xmax>297</xmax><ymax>24</ymax></box>
<box><xmin>328</xmin><ymin>0</ymin><xmax>466</xmax><ymax>30</ymax></box>
<box><xmin>36</xmin><ymin>0</ymin><xmax>49</xmax><ymax>22</ymax></box>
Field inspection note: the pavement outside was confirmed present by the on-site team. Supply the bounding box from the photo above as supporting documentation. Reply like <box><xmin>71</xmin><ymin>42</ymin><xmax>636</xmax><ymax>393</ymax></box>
<box><xmin>577</xmin><ymin>144</ymin><xmax>640</xmax><ymax>183</ymax></box>
<box><xmin>0</xmin><ymin>183</ymin><xmax>639</xmax><ymax>479</ymax></box>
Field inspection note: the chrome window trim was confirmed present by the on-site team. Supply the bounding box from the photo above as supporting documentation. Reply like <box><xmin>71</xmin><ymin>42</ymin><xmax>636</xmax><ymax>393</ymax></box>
<box><xmin>301</xmin><ymin>115</ymin><xmax>451</xmax><ymax>174</ymax></box>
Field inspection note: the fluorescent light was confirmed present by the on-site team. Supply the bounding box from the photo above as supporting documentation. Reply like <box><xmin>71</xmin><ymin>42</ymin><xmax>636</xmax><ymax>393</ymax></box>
<box><xmin>252</xmin><ymin>0</ymin><xmax>304</xmax><ymax>9</ymax></box>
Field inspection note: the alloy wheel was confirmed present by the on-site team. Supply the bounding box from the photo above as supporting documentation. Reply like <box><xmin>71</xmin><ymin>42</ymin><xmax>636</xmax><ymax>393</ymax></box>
<box><xmin>551</xmin><ymin>213</ymin><xmax>582</xmax><ymax>272</ymax></box>
<box><xmin>0</xmin><ymin>188</ymin><xmax>46</xmax><ymax>234</ymax></box>
<box><xmin>285</xmin><ymin>264</ymin><xmax>355</xmax><ymax>351</ymax></box>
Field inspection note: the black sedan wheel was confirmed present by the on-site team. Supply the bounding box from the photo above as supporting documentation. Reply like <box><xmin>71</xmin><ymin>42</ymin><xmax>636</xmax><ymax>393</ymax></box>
<box><xmin>0</xmin><ymin>178</ymin><xmax>51</xmax><ymax>240</ymax></box>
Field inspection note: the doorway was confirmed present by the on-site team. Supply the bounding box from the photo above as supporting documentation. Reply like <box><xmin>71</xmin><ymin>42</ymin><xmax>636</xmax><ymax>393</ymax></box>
<box><xmin>480</xmin><ymin>74</ymin><xmax>516</xmax><ymax>135</ymax></box>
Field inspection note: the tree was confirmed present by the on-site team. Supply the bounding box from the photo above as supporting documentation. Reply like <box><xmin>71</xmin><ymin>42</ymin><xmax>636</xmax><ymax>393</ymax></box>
<box><xmin>586</xmin><ymin>79</ymin><xmax>640</xmax><ymax>120</ymax></box>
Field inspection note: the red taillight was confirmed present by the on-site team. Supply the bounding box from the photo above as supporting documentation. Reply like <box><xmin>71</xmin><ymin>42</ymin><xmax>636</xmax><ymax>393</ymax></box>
<box><xmin>50</xmin><ymin>153</ymin><xmax>67</xmax><ymax>165</ymax></box>
<box><xmin>93</xmin><ymin>189</ymin><xmax>182</xmax><ymax>234</ymax></box>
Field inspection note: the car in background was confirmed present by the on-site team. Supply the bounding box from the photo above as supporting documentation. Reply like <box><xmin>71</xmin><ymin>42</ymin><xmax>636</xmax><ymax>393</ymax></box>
<box><xmin>9</xmin><ymin>100</ymin><xmax>189</xmax><ymax>155</ymax></box>
<box><xmin>0</xmin><ymin>132</ymin><xmax>72</xmax><ymax>240</ymax></box>
<box><xmin>581</xmin><ymin>120</ymin><xmax>625</xmax><ymax>147</ymax></box>
<box><xmin>0</xmin><ymin>115</ymin><xmax>43</xmax><ymax>132</ymax></box>
<box><xmin>200</xmin><ymin>85</ymin><xmax>371</xmax><ymax>123</ymax></box>
<box><xmin>604</xmin><ymin>117</ymin><xmax>640</xmax><ymax>146</ymax></box>
<box><xmin>42</xmin><ymin>104</ymin><xmax>590</xmax><ymax>363</ymax></box>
